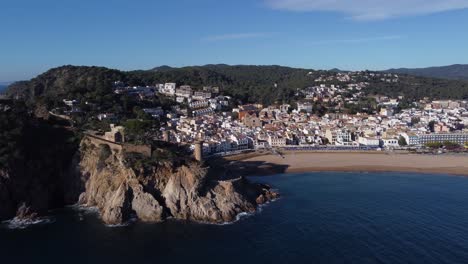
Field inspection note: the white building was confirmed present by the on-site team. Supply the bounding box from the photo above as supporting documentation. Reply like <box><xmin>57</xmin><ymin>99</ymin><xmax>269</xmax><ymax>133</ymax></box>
<box><xmin>175</xmin><ymin>86</ymin><xmax>192</xmax><ymax>98</ymax></box>
<box><xmin>419</xmin><ymin>133</ymin><xmax>468</xmax><ymax>145</ymax></box>
<box><xmin>192</xmin><ymin>108</ymin><xmax>214</xmax><ymax>117</ymax></box>
<box><xmin>163</xmin><ymin>83</ymin><xmax>176</xmax><ymax>95</ymax></box>
<box><xmin>189</xmin><ymin>100</ymin><xmax>209</xmax><ymax>109</ymax></box>
<box><xmin>326</xmin><ymin>129</ymin><xmax>353</xmax><ymax>146</ymax></box>
<box><xmin>193</xmin><ymin>91</ymin><xmax>212</xmax><ymax>100</ymax></box>
<box><xmin>268</xmin><ymin>135</ymin><xmax>287</xmax><ymax>147</ymax></box>
<box><xmin>380</xmin><ymin>138</ymin><xmax>399</xmax><ymax>148</ymax></box>
<box><xmin>358</xmin><ymin>137</ymin><xmax>380</xmax><ymax>146</ymax></box>
<box><xmin>143</xmin><ymin>107</ymin><xmax>164</xmax><ymax>118</ymax></box>
<box><xmin>297</xmin><ymin>102</ymin><xmax>313</xmax><ymax>113</ymax></box>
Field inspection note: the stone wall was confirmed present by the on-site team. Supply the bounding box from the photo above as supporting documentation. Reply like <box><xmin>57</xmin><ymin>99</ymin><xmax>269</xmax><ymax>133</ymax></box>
<box><xmin>85</xmin><ymin>134</ymin><xmax>123</xmax><ymax>153</ymax></box>
<box><xmin>84</xmin><ymin>134</ymin><xmax>151</xmax><ymax>157</ymax></box>
<box><xmin>122</xmin><ymin>144</ymin><xmax>152</xmax><ymax>157</ymax></box>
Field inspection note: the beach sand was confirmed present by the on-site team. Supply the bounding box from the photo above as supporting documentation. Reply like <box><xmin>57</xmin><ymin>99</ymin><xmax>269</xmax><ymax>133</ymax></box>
<box><xmin>231</xmin><ymin>152</ymin><xmax>468</xmax><ymax>176</ymax></box>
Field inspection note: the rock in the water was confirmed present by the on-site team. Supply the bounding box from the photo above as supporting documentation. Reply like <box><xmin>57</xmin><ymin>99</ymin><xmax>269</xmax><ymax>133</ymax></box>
<box><xmin>15</xmin><ymin>203</ymin><xmax>38</xmax><ymax>220</ymax></box>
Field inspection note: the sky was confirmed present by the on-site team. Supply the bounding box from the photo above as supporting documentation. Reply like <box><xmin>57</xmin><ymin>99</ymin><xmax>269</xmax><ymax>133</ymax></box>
<box><xmin>1</xmin><ymin>0</ymin><xmax>468</xmax><ymax>82</ymax></box>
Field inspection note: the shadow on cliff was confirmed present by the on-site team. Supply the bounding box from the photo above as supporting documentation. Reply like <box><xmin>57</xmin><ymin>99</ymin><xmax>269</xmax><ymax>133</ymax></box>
<box><xmin>205</xmin><ymin>157</ymin><xmax>289</xmax><ymax>181</ymax></box>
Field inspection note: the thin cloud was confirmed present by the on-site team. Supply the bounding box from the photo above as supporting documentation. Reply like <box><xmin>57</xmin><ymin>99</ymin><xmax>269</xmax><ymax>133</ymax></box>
<box><xmin>265</xmin><ymin>0</ymin><xmax>468</xmax><ymax>20</ymax></box>
<box><xmin>202</xmin><ymin>33</ymin><xmax>272</xmax><ymax>42</ymax></box>
<box><xmin>309</xmin><ymin>35</ymin><xmax>403</xmax><ymax>45</ymax></box>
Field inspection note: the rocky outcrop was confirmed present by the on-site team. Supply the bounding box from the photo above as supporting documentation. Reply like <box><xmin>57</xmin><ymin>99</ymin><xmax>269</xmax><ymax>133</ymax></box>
<box><xmin>78</xmin><ymin>138</ymin><xmax>278</xmax><ymax>225</ymax></box>
<box><xmin>0</xmin><ymin>134</ymin><xmax>278</xmax><ymax>225</ymax></box>
<box><xmin>0</xmin><ymin>105</ymin><xmax>82</xmax><ymax>222</ymax></box>
<box><xmin>0</xmin><ymin>154</ymin><xmax>83</xmax><ymax>222</ymax></box>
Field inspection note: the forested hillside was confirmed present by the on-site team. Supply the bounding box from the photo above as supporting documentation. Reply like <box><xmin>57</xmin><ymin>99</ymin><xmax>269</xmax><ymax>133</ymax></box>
<box><xmin>386</xmin><ymin>64</ymin><xmax>468</xmax><ymax>81</ymax></box>
<box><xmin>6</xmin><ymin>65</ymin><xmax>468</xmax><ymax>106</ymax></box>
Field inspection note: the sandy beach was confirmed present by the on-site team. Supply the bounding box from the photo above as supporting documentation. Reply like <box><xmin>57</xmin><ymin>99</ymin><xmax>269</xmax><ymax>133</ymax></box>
<box><xmin>230</xmin><ymin>152</ymin><xmax>468</xmax><ymax>176</ymax></box>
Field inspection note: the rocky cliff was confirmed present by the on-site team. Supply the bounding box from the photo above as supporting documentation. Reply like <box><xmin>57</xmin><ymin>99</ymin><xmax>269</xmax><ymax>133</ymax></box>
<box><xmin>0</xmin><ymin>103</ymin><xmax>81</xmax><ymax>222</ymax></box>
<box><xmin>77</xmin><ymin>138</ymin><xmax>278</xmax><ymax>225</ymax></box>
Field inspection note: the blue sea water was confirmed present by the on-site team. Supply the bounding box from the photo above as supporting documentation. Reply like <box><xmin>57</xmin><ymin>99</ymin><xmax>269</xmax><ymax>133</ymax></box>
<box><xmin>0</xmin><ymin>85</ymin><xmax>7</xmax><ymax>93</ymax></box>
<box><xmin>3</xmin><ymin>172</ymin><xmax>468</xmax><ymax>264</ymax></box>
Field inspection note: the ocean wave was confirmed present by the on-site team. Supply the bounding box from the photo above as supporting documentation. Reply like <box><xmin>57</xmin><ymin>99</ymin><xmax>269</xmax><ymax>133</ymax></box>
<box><xmin>217</xmin><ymin>198</ymin><xmax>280</xmax><ymax>225</ymax></box>
<box><xmin>235</xmin><ymin>212</ymin><xmax>252</xmax><ymax>221</ymax></box>
<box><xmin>78</xmin><ymin>207</ymin><xmax>100</xmax><ymax>215</ymax></box>
<box><xmin>105</xmin><ymin>217</ymin><xmax>137</xmax><ymax>228</ymax></box>
<box><xmin>2</xmin><ymin>217</ymin><xmax>55</xmax><ymax>230</ymax></box>
<box><xmin>67</xmin><ymin>204</ymin><xmax>100</xmax><ymax>221</ymax></box>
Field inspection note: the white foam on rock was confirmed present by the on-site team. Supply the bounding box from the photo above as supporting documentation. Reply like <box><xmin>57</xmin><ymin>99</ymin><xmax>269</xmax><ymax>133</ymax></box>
<box><xmin>105</xmin><ymin>217</ymin><xmax>137</xmax><ymax>228</ymax></box>
<box><xmin>2</xmin><ymin>217</ymin><xmax>55</xmax><ymax>230</ymax></box>
<box><xmin>216</xmin><ymin>197</ymin><xmax>280</xmax><ymax>226</ymax></box>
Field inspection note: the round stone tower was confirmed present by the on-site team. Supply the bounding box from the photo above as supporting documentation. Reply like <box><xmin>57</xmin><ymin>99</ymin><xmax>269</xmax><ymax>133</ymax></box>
<box><xmin>194</xmin><ymin>141</ymin><xmax>204</xmax><ymax>162</ymax></box>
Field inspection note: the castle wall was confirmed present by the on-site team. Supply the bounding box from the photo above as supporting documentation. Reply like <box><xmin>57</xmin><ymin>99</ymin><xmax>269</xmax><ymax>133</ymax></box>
<box><xmin>122</xmin><ymin>144</ymin><xmax>152</xmax><ymax>157</ymax></box>
<box><xmin>84</xmin><ymin>134</ymin><xmax>151</xmax><ymax>157</ymax></box>
<box><xmin>85</xmin><ymin>134</ymin><xmax>123</xmax><ymax>153</ymax></box>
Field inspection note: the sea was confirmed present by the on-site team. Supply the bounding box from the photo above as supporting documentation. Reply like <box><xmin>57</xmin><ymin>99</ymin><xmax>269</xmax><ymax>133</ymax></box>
<box><xmin>3</xmin><ymin>172</ymin><xmax>468</xmax><ymax>264</ymax></box>
<box><xmin>0</xmin><ymin>84</ymin><xmax>7</xmax><ymax>93</ymax></box>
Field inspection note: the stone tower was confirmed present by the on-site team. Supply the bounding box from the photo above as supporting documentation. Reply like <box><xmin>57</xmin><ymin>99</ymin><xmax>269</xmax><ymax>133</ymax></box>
<box><xmin>194</xmin><ymin>141</ymin><xmax>203</xmax><ymax>162</ymax></box>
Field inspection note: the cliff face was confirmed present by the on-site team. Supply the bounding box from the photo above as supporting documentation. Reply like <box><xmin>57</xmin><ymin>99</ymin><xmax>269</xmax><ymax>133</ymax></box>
<box><xmin>0</xmin><ymin>104</ymin><xmax>82</xmax><ymax>221</ymax></box>
<box><xmin>77</xmin><ymin>138</ymin><xmax>278</xmax><ymax>225</ymax></box>
<box><xmin>0</xmin><ymin>153</ymin><xmax>82</xmax><ymax>222</ymax></box>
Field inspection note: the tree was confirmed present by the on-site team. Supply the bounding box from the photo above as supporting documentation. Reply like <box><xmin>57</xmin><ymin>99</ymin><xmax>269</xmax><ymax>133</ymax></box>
<box><xmin>443</xmin><ymin>141</ymin><xmax>460</xmax><ymax>150</ymax></box>
<box><xmin>133</xmin><ymin>106</ymin><xmax>151</xmax><ymax>120</ymax></box>
<box><xmin>411</xmin><ymin>117</ymin><xmax>421</xmax><ymax>125</ymax></box>
<box><xmin>231</xmin><ymin>112</ymin><xmax>239</xmax><ymax>120</ymax></box>
<box><xmin>425</xmin><ymin>142</ymin><xmax>442</xmax><ymax>149</ymax></box>
<box><xmin>398</xmin><ymin>136</ymin><xmax>407</xmax><ymax>146</ymax></box>
<box><xmin>428</xmin><ymin>120</ymin><xmax>436</xmax><ymax>132</ymax></box>
<box><xmin>123</xmin><ymin>119</ymin><xmax>152</xmax><ymax>143</ymax></box>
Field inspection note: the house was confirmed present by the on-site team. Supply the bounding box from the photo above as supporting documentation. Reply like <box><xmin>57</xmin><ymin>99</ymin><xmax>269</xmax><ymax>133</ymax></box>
<box><xmin>268</xmin><ymin>135</ymin><xmax>286</xmax><ymax>147</ymax></box>
<box><xmin>189</xmin><ymin>100</ymin><xmax>209</xmax><ymax>109</ymax></box>
<box><xmin>97</xmin><ymin>113</ymin><xmax>117</xmax><ymax>121</ymax></box>
<box><xmin>192</xmin><ymin>108</ymin><xmax>214</xmax><ymax>117</ymax></box>
<box><xmin>380</xmin><ymin>108</ymin><xmax>394</xmax><ymax>117</ymax></box>
<box><xmin>175</xmin><ymin>86</ymin><xmax>192</xmax><ymax>98</ymax></box>
<box><xmin>243</xmin><ymin>112</ymin><xmax>261</xmax><ymax>128</ymax></box>
<box><xmin>63</xmin><ymin>99</ymin><xmax>79</xmax><ymax>107</ymax></box>
<box><xmin>358</xmin><ymin>137</ymin><xmax>380</xmax><ymax>146</ymax></box>
<box><xmin>230</xmin><ymin>135</ymin><xmax>250</xmax><ymax>150</ymax></box>
<box><xmin>162</xmin><ymin>83</ymin><xmax>176</xmax><ymax>95</ymax></box>
<box><xmin>401</xmin><ymin>132</ymin><xmax>420</xmax><ymax>146</ymax></box>
<box><xmin>143</xmin><ymin>107</ymin><xmax>164</xmax><ymax>118</ymax></box>
<box><xmin>380</xmin><ymin>138</ymin><xmax>399</xmax><ymax>148</ymax></box>
<box><xmin>434</xmin><ymin>123</ymin><xmax>450</xmax><ymax>133</ymax></box>
<box><xmin>255</xmin><ymin>139</ymin><xmax>269</xmax><ymax>149</ymax></box>
<box><xmin>297</xmin><ymin>102</ymin><xmax>313</xmax><ymax>113</ymax></box>
<box><xmin>325</xmin><ymin>129</ymin><xmax>353</xmax><ymax>145</ymax></box>
<box><xmin>193</xmin><ymin>91</ymin><xmax>212</xmax><ymax>100</ymax></box>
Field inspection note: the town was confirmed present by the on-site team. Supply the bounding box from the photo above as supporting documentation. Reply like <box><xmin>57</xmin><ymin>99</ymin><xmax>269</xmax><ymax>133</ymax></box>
<box><xmin>54</xmin><ymin>71</ymin><xmax>468</xmax><ymax>158</ymax></box>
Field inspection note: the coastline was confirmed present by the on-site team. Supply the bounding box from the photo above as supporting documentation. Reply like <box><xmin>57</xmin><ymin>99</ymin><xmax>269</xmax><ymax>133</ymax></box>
<box><xmin>225</xmin><ymin>152</ymin><xmax>468</xmax><ymax>177</ymax></box>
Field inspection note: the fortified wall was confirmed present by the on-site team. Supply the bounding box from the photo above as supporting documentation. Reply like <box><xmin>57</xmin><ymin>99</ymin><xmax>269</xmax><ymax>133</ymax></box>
<box><xmin>84</xmin><ymin>127</ymin><xmax>152</xmax><ymax>158</ymax></box>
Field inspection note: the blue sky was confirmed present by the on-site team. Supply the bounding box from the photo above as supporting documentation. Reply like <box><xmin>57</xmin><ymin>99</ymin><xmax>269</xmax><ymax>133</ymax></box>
<box><xmin>1</xmin><ymin>0</ymin><xmax>468</xmax><ymax>82</ymax></box>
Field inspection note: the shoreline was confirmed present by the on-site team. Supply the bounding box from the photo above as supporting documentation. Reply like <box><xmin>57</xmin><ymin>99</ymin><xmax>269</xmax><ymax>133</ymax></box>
<box><xmin>225</xmin><ymin>152</ymin><xmax>468</xmax><ymax>177</ymax></box>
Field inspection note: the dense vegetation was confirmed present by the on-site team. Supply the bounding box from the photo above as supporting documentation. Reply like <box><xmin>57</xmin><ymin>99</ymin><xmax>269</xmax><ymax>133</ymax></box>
<box><xmin>0</xmin><ymin>100</ymin><xmax>79</xmax><ymax>171</ymax></box>
<box><xmin>386</xmin><ymin>64</ymin><xmax>468</xmax><ymax>81</ymax></box>
<box><xmin>0</xmin><ymin>100</ymin><xmax>83</xmax><ymax>219</ymax></box>
<box><xmin>6</xmin><ymin>65</ymin><xmax>468</xmax><ymax>108</ymax></box>
<box><xmin>362</xmin><ymin>73</ymin><xmax>468</xmax><ymax>101</ymax></box>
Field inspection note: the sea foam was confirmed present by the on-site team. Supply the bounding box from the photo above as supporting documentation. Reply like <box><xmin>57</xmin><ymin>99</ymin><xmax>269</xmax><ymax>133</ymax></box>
<box><xmin>2</xmin><ymin>217</ymin><xmax>55</xmax><ymax>230</ymax></box>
